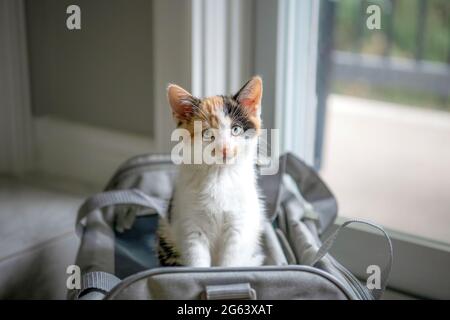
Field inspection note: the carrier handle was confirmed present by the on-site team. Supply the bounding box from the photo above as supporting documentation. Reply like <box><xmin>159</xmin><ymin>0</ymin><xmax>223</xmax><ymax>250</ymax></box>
<box><xmin>279</xmin><ymin>153</ymin><xmax>338</xmax><ymax>235</ymax></box>
<box><xmin>310</xmin><ymin>219</ymin><xmax>393</xmax><ymax>299</ymax></box>
<box><xmin>76</xmin><ymin>189</ymin><xmax>168</xmax><ymax>236</ymax></box>
<box><xmin>202</xmin><ymin>283</ymin><xmax>257</xmax><ymax>300</ymax></box>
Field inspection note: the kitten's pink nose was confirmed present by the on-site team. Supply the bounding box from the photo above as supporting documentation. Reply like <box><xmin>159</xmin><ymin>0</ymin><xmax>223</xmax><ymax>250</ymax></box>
<box><xmin>222</xmin><ymin>147</ymin><xmax>228</xmax><ymax>158</ymax></box>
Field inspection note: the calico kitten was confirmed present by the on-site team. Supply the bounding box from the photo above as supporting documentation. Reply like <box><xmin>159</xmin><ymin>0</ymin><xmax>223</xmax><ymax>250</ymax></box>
<box><xmin>157</xmin><ymin>76</ymin><xmax>266</xmax><ymax>267</ymax></box>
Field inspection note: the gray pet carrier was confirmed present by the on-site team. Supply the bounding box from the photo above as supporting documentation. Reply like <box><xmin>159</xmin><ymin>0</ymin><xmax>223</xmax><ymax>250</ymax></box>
<box><xmin>70</xmin><ymin>152</ymin><xmax>393</xmax><ymax>300</ymax></box>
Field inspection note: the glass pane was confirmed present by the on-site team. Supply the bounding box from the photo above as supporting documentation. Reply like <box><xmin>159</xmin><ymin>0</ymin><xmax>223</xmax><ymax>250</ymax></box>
<box><xmin>318</xmin><ymin>0</ymin><xmax>450</xmax><ymax>244</ymax></box>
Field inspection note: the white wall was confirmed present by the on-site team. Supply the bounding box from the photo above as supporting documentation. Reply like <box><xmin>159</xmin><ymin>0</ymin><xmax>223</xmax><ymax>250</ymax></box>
<box><xmin>26</xmin><ymin>0</ymin><xmax>155</xmax><ymax>137</ymax></box>
<box><xmin>0</xmin><ymin>0</ymin><xmax>33</xmax><ymax>176</ymax></box>
<box><xmin>33</xmin><ymin>0</ymin><xmax>195</xmax><ymax>185</ymax></box>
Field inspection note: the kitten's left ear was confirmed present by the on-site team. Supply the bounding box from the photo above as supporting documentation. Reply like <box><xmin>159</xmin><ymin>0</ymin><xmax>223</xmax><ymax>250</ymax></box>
<box><xmin>233</xmin><ymin>76</ymin><xmax>263</xmax><ymax>114</ymax></box>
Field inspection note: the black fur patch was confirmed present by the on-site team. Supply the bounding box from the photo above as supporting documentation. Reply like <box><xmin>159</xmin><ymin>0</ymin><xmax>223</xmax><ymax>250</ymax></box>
<box><xmin>157</xmin><ymin>232</ymin><xmax>182</xmax><ymax>267</ymax></box>
<box><xmin>221</xmin><ymin>95</ymin><xmax>256</xmax><ymax>132</ymax></box>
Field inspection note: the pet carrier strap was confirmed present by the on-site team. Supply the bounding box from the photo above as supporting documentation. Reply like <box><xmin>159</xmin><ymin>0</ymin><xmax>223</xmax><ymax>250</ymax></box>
<box><xmin>310</xmin><ymin>219</ymin><xmax>393</xmax><ymax>299</ymax></box>
<box><xmin>76</xmin><ymin>189</ymin><xmax>168</xmax><ymax>236</ymax></box>
<box><xmin>77</xmin><ymin>271</ymin><xmax>121</xmax><ymax>299</ymax></box>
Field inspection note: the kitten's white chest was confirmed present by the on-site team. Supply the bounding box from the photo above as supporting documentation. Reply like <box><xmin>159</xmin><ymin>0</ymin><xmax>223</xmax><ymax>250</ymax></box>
<box><xmin>201</xmin><ymin>171</ymin><xmax>251</xmax><ymax>213</ymax></box>
<box><xmin>168</xmin><ymin>162</ymin><xmax>265</xmax><ymax>267</ymax></box>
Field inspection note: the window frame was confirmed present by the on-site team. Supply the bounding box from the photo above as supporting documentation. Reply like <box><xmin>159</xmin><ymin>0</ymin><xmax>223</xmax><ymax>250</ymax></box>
<box><xmin>328</xmin><ymin>218</ymin><xmax>450</xmax><ymax>299</ymax></box>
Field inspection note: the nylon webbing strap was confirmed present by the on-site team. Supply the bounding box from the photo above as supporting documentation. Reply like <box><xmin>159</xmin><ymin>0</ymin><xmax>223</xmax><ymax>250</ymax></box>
<box><xmin>281</xmin><ymin>153</ymin><xmax>338</xmax><ymax>234</ymax></box>
<box><xmin>310</xmin><ymin>219</ymin><xmax>394</xmax><ymax>299</ymax></box>
<box><xmin>76</xmin><ymin>189</ymin><xmax>168</xmax><ymax>236</ymax></box>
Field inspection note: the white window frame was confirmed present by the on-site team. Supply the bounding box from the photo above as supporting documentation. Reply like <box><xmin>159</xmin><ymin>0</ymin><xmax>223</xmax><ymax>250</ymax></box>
<box><xmin>328</xmin><ymin>218</ymin><xmax>450</xmax><ymax>299</ymax></box>
<box><xmin>191</xmin><ymin>0</ymin><xmax>254</xmax><ymax>98</ymax></box>
<box><xmin>274</xmin><ymin>0</ymin><xmax>320</xmax><ymax>165</ymax></box>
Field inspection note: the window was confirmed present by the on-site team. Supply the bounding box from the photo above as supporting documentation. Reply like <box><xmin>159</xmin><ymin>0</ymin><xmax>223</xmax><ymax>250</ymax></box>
<box><xmin>317</xmin><ymin>0</ymin><xmax>450</xmax><ymax>245</ymax></box>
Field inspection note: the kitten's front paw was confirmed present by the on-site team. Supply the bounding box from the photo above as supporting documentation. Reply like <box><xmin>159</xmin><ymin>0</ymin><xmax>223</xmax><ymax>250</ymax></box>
<box><xmin>184</xmin><ymin>260</ymin><xmax>211</xmax><ymax>268</ymax></box>
<box><xmin>219</xmin><ymin>253</ymin><xmax>264</xmax><ymax>267</ymax></box>
<box><xmin>182</xmin><ymin>252</ymin><xmax>211</xmax><ymax>268</ymax></box>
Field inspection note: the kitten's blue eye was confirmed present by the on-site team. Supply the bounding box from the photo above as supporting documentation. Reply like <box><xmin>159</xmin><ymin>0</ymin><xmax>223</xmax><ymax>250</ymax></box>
<box><xmin>231</xmin><ymin>125</ymin><xmax>243</xmax><ymax>136</ymax></box>
<box><xmin>203</xmin><ymin>128</ymin><xmax>214</xmax><ymax>141</ymax></box>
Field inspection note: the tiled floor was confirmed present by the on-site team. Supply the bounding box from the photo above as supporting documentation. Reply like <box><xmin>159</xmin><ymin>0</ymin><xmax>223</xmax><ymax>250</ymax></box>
<box><xmin>0</xmin><ymin>175</ymin><xmax>95</xmax><ymax>299</ymax></box>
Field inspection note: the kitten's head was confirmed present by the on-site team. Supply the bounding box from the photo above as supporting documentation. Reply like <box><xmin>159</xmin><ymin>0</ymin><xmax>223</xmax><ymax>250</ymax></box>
<box><xmin>167</xmin><ymin>76</ymin><xmax>263</xmax><ymax>165</ymax></box>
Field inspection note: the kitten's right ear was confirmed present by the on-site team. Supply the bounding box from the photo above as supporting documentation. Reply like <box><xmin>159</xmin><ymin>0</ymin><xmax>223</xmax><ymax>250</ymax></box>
<box><xmin>167</xmin><ymin>84</ymin><xmax>197</xmax><ymax>120</ymax></box>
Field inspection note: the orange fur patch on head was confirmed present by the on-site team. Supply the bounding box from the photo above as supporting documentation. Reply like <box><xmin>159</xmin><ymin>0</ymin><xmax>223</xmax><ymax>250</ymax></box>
<box><xmin>202</xmin><ymin>96</ymin><xmax>223</xmax><ymax>114</ymax></box>
<box><xmin>178</xmin><ymin>96</ymin><xmax>224</xmax><ymax>137</ymax></box>
<box><xmin>208</xmin><ymin>114</ymin><xmax>219</xmax><ymax>129</ymax></box>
